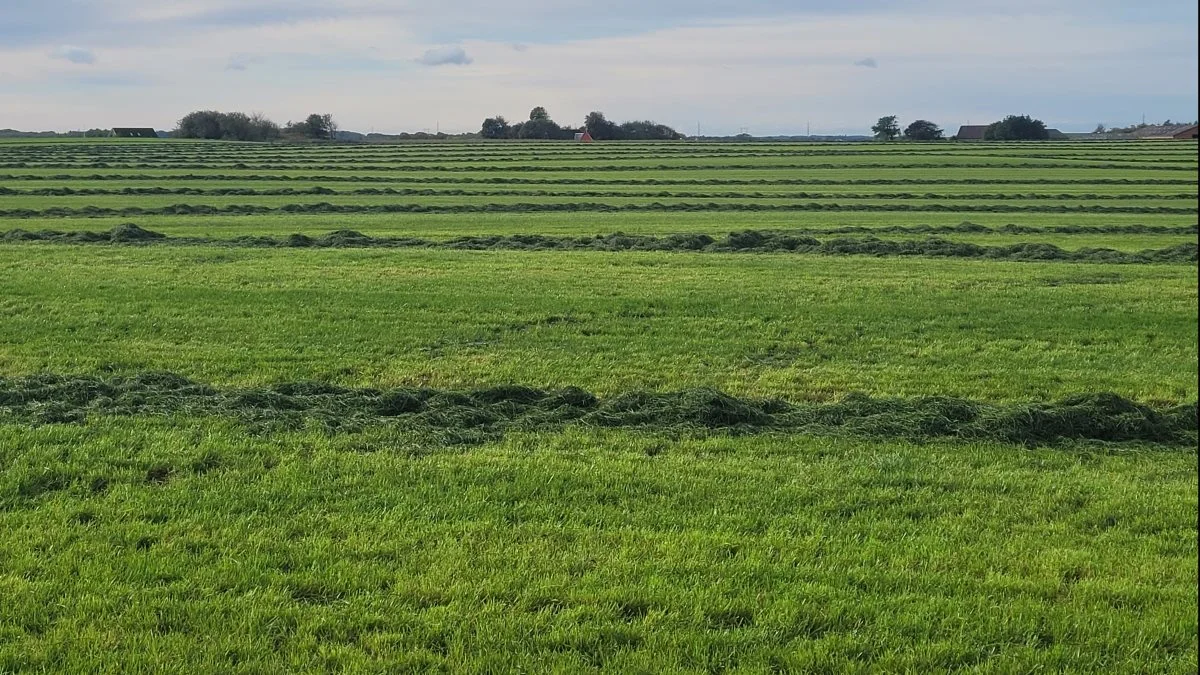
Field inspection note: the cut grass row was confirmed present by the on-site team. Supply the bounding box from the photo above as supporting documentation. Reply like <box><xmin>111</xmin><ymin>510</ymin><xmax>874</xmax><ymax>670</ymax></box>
<box><xmin>4</xmin><ymin>144</ymin><xmax>1194</xmax><ymax>161</ymax></box>
<box><xmin>5</xmin><ymin>225</ymin><xmax>1194</xmax><ymax>266</ymax></box>
<box><xmin>8</xmin><ymin>141</ymin><xmax>1193</xmax><ymax>155</ymax></box>
<box><xmin>2</xmin><ymin>200</ymin><xmax>1193</xmax><ymax>220</ymax></box>
<box><xmin>3</xmin><ymin>153</ymin><xmax>1192</xmax><ymax>170</ymax></box>
<box><xmin>5</xmin><ymin>136</ymin><xmax>1188</xmax><ymax>149</ymax></box>
<box><xmin>4</xmin><ymin>187</ymin><xmax>1194</xmax><ymax>201</ymax></box>
<box><xmin>6</xmin><ymin>173</ymin><xmax>1195</xmax><ymax>187</ymax></box>
<box><xmin>5</xmin><ymin>159</ymin><xmax>1196</xmax><ymax>172</ymax></box>
<box><xmin>5</xmin><ymin>167</ymin><xmax>1193</xmax><ymax>182</ymax></box>
<box><xmin>4</xmin><ymin>371</ymin><xmax>1194</xmax><ymax>446</ymax></box>
<box><xmin>1</xmin><ymin>211</ymin><xmax>1191</xmax><ymax>242</ymax></box>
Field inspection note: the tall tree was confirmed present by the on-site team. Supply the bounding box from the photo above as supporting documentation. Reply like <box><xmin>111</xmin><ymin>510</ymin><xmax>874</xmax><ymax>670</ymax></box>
<box><xmin>176</xmin><ymin>111</ymin><xmax>225</xmax><ymax>140</ymax></box>
<box><xmin>984</xmin><ymin>115</ymin><xmax>1048</xmax><ymax>141</ymax></box>
<box><xmin>248</xmin><ymin>113</ymin><xmax>281</xmax><ymax>141</ymax></box>
<box><xmin>903</xmin><ymin>120</ymin><xmax>943</xmax><ymax>141</ymax></box>
<box><xmin>320</xmin><ymin>113</ymin><xmax>338</xmax><ymax>140</ymax></box>
<box><xmin>584</xmin><ymin>111</ymin><xmax>619</xmax><ymax>140</ymax></box>
<box><xmin>481</xmin><ymin>116</ymin><xmax>511</xmax><ymax>139</ymax></box>
<box><xmin>872</xmin><ymin>115</ymin><xmax>901</xmax><ymax>141</ymax></box>
<box><xmin>618</xmin><ymin>120</ymin><xmax>683</xmax><ymax>140</ymax></box>
<box><xmin>518</xmin><ymin>117</ymin><xmax>566</xmax><ymax>139</ymax></box>
<box><xmin>529</xmin><ymin>106</ymin><xmax>550</xmax><ymax>121</ymax></box>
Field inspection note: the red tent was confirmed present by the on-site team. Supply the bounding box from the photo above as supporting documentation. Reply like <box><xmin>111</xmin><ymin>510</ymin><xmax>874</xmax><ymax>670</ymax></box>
<box><xmin>574</xmin><ymin>132</ymin><xmax>594</xmax><ymax>143</ymax></box>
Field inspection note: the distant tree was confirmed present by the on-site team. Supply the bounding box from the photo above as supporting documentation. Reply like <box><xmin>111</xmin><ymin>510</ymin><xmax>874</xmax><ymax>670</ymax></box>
<box><xmin>903</xmin><ymin>119</ymin><xmax>943</xmax><ymax>141</ymax></box>
<box><xmin>248</xmin><ymin>113</ymin><xmax>281</xmax><ymax>142</ymax></box>
<box><xmin>304</xmin><ymin>113</ymin><xmax>331</xmax><ymax>139</ymax></box>
<box><xmin>518</xmin><ymin>117</ymin><xmax>567</xmax><ymax>139</ymax></box>
<box><xmin>1093</xmin><ymin>123</ymin><xmax>1107</xmax><ymax>134</ymax></box>
<box><xmin>584</xmin><ymin>111</ymin><xmax>620</xmax><ymax>140</ymax></box>
<box><xmin>480</xmin><ymin>116</ymin><xmax>511</xmax><ymax>139</ymax></box>
<box><xmin>618</xmin><ymin>120</ymin><xmax>684</xmax><ymax>140</ymax></box>
<box><xmin>83</xmin><ymin>128</ymin><xmax>112</xmax><ymax>137</ymax></box>
<box><xmin>176</xmin><ymin>110</ymin><xmax>225</xmax><ymax>140</ymax></box>
<box><xmin>283</xmin><ymin>120</ymin><xmax>308</xmax><ymax>137</ymax></box>
<box><xmin>476</xmin><ymin>108</ymin><xmax>680</xmax><ymax>141</ymax></box>
<box><xmin>175</xmin><ymin>110</ymin><xmax>280</xmax><ymax>141</ymax></box>
<box><xmin>872</xmin><ymin>115</ymin><xmax>901</xmax><ymax>141</ymax></box>
<box><xmin>984</xmin><ymin>115</ymin><xmax>1048</xmax><ymax>141</ymax></box>
<box><xmin>218</xmin><ymin>112</ymin><xmax>253</xmax><ymax>141</ymax></box>
<box><xmin>320</xmin><ymin>113</ymin><xmax>338</xmax><ymax>140</ymax></box>
<box><xmin>285</xmin><ymin>113</ymin><xmax>337</xmax><ymax>140</ymax></box>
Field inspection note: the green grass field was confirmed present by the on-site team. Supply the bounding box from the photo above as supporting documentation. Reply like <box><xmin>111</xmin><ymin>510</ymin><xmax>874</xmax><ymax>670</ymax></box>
<box><xmin>0</xmin><ymin>138</ymin><xmax>1196</xmax><ymax>672</ymax></box>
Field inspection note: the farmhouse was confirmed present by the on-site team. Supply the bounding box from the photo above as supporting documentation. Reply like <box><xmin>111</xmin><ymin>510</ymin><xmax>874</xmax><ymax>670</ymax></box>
<box><xmin>954</xmin><ymin>125</ymin><xmax>987</xmax><ymax>141</ymax></box>
<box><xmin>1135</xmin><ymin>123</ymin><xmax>1199</xmax><ymax>140</ymax></box>
<box><xmin>574</xmin><ymin>131</ymin><xmax>594</xmax><ymax>143</ymax></box>
<box><xmin>112</xmin><ymin>128</ymin><xmax>159</xmax><ymax>138</ymax></box>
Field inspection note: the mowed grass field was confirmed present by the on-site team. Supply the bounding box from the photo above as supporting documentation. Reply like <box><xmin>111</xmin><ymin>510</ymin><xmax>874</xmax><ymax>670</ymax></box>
<box><xmin>1</xmin><ymin>138</ymin><xmax>1197</xmax><ymax>672</ymax></box>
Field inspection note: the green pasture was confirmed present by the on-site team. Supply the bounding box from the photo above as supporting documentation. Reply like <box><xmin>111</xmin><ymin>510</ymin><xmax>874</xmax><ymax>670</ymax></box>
<box><xmin>0</xmin><ymin>138</ymin><xmax>1196</xmax><ymax>673</ymax></box>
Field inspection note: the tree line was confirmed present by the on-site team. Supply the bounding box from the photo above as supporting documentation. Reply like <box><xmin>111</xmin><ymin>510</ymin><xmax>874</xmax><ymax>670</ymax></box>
<box><xmin>174</xmin><ymin>111</ymin><xmax>338</xmax><ymax>141</ymax></box>
<box><xmin>480</xmin><ymin>108</ymin><xmax>683</xmax><ymax>140</ymax></box>
<box><xmin>871</xmin><ymin>114</ymin><xmax>1054</xmax><ymax>141</ymax></box>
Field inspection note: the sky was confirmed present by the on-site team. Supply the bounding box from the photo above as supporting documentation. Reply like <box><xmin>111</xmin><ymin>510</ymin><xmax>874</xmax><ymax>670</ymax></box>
<box><xmin>1</xmin><ymin>0</ymin><xmax>1196</xmax><ymax>135</ymax></box>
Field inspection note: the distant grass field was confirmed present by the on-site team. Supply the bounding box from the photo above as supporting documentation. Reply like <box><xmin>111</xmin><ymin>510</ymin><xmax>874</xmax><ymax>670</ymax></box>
<box><xmin>0</xmin><ymin>138</ymin><xmax>1196</xmax><ymax>672</ymax></box>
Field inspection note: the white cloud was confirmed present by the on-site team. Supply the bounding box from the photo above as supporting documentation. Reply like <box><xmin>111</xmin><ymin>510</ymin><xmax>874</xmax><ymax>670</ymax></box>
<box><xmin>51</xmin><ymin>45</ymin><xmax>96</xmax><ymax>64</ymax></box>
<box><xmin>417</xmin><ymin>46</ymin><xmax>473</xmax><ymax>66</ymax></box>
<box><xmin>225</xmin><ymin>54</ymin><xmax>264</xmax><ymax>71</ymax></box>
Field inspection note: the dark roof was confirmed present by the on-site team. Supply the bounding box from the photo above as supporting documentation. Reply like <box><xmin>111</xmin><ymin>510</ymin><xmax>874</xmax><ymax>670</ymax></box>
<box><xmin>1045</xmin><ymin>128</ymin><xmax>1068</xmax><ymax>140</ymax></box>
<box><xmin>1172</xmin><ymin>124</ymin><xmax>1199</xmax><ymax>138</ymax></box>
<box><xmin>1133</xmin><ymin>123</ymin><xmax>1198</xmax><ymax>138</ymax></box>
<box><xmin>955</xmin><ymin>125</ymin><xmax>987</xmax><ymax>140</ymax></box>
<box><xmin>112</xmin><ymin>128</ymin><xmax>158</xmax><ymax>138</ymax></box>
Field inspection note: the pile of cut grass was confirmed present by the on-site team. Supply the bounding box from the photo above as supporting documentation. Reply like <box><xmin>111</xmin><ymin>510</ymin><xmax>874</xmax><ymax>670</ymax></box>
<box><xmin>2</xmin><ymin>372</ymin><xmax>1194</xmax><ymax>446</ymax></box>
<box><xmin>4</xmin><ymin>224</ymin><xmax>1196</xmax><ymax>263</ymax></box>
<box><xmin>2</xmin><ymin>200</ymin><xmax>1195</xmax><ymax>219</ymax></box>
